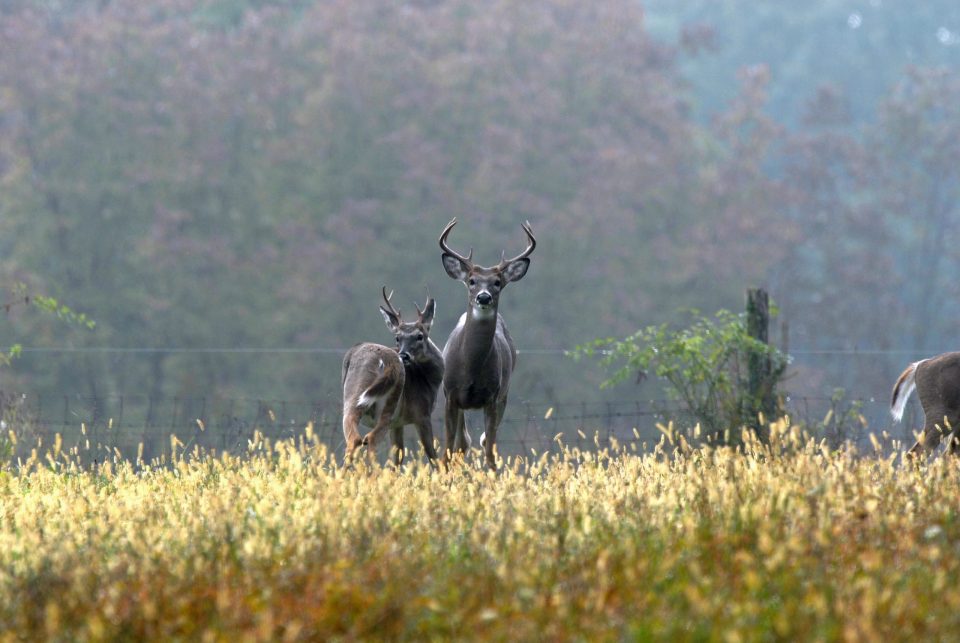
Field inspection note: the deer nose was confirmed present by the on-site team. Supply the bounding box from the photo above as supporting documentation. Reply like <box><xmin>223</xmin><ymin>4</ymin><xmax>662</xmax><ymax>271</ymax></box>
<box><xmin>399</xmin><ymin>351</ymin><xmax>412</xmax><ymax>363</ymax></box>
<box><xmin>476</xmin><ymin>292</ymin><xmax>492</xmax><ymax>306</ymax></box>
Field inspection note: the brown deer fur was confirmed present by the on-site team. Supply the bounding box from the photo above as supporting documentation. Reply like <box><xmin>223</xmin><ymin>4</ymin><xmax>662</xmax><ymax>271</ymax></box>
<box><xmin>891</xmin><ymin>351</ymin><xmax>960</xmax><ymax>457</ymax></box>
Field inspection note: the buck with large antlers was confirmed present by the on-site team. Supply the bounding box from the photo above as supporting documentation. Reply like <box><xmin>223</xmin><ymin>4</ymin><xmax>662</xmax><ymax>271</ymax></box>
<box><xmin>341</xmin><ymin>287</ymin><xmax>443</xmax><ymax>464</ymax></box>
<box><xmin>891</xmin><ymin>352</ymin><xmax>960</xmax><ymax>457</ymax></box>
<box><xmin>438</xmin><ymin>218</ymin><xmax>536</xmax><ymax>469</ymax></box>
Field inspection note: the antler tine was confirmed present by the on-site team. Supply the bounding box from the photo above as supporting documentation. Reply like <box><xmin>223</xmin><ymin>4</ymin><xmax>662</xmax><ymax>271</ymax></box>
<box><xmin>414</xmin><ymin>285</ymin><xmax>432</xmax><ymax>318</ymax></box>
<box><xmin>381</xmin><ymin>285</ymin><xmax>401</xmax><ymax>319</ymax></box>
<box><xmin>438</xmin><ymin>218</ymin><xmax>474</xmax><ymax>266</ymax></box>
<box><xmin>500</xmin><ymin>220</ymin><xmax>537</xmax><ymax>266</ymax></box>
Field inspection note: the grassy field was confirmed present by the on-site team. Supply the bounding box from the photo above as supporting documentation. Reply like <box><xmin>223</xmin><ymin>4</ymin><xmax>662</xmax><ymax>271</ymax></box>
<box><xmin>1</xmin><ymin>422</ymin><xmax>959</xmax><ymax>641</ymax></box>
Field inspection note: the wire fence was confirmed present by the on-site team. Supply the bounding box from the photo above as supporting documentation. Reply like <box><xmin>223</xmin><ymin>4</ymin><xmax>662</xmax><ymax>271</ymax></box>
<box><xmin>0</xmin><ymin>389</ymin><xmax>915</xmax><ymax>464</ymax></box>
<box><xmin>2</xmin><ymin>328</ymin><xmax>944</xmax><ymax>467</ymax></box>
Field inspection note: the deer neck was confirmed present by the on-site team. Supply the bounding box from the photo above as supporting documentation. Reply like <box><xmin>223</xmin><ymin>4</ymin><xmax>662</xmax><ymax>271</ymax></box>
<box><xmin>402</xmin><ymin>344</ymin><xmax>444</xmax><ymax>414</ymax></box>
<box><xmin>458</xmin><ymin>305</ymin><xmax>499</xmax><ymax>364</ymax></box>
<box><xmin>405</xmin><ymin>340</ymin><xmax>444</xmax><ymax>389</ymax></box>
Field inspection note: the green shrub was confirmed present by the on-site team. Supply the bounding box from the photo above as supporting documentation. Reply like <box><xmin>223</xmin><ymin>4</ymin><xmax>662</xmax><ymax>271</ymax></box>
<box><xmin>574</xmin><ymin>309</ymin><xmax>788</xmax><ymax>442</ymax></box>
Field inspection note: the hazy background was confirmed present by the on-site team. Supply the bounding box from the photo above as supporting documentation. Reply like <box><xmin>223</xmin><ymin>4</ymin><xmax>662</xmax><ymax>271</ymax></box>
<box><xmin>1</xmin><ymin>0</ymin><xmax>958</xmax><ymax>453</ymax></box>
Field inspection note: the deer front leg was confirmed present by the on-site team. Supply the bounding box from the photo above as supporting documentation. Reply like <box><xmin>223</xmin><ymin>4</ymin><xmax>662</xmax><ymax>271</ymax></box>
<box><xmin>416</xmin><ymin>417</ymin><xmax>439</xmax><ymax>463</ymax></box>
<box><xmin>442</xmin><ymin>398</ymin><xmax>459</xmax><ymax>466</ymax></box>
<box><xmin>482</xmin><ymin>401</ymin><xmax>500</xmax><ymax>471</ymax></box>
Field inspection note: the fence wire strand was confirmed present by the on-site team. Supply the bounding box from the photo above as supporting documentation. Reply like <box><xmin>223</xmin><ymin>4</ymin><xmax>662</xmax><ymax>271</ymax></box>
<box><xmin>0</xmin><ymin>390</ymin><xmax>914</xmax><ymax>463</ymax></box>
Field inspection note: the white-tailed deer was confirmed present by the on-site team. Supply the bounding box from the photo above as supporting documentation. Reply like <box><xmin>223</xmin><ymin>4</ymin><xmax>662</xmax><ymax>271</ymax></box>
<box><xmin>891</xmin><ymin>352</ymin><xmax>960</xmax><ymax>457</ymax></box>
<box><xmin>438</xmin><ymin>218</ymin><xmax>535</xmax><ymax>469</ymax></box>
<box><xmin>341</xmin><ymin>287</ymin><xmax>443</xmax><ymax>464</ymax></box>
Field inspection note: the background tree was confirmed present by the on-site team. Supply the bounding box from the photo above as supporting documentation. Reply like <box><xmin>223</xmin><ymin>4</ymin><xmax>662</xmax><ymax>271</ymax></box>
<box><xmin>644</xmin><ymin>0</ymin><xmax>960</xmax><ymax>124</ymax></box>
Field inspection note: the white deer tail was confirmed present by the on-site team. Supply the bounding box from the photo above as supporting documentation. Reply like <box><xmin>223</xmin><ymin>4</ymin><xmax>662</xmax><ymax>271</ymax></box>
<box><xmin>890</xmin><ymin>361</ymin><xmax>920</xmax><ymax>422</ymax></box>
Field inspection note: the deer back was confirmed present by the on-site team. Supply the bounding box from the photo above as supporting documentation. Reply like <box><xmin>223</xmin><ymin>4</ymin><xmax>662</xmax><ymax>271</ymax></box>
<box><xmin>341</xmin><ymin>342</ymin><xmax>405</xmax><ymax>420</ymax></box>
<box><xmin>916</xmin><ymin>352</ymin><xmax>960</xmax><ymax>412</ymax></box>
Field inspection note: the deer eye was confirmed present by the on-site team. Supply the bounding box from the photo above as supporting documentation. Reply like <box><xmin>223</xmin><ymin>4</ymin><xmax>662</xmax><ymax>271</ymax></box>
<box><xmin>468</xmin><ymin>278</ymin><xmax>476</xmax><ymax>286</ymax></box>
<box><xmin>494</xmin><ymin>279</ymin><xmax>501</xmax><ymax>288</ymax></box>
<box><xmin>417</xmin><ymin>333</ymin><xmax>424</xmax><ymax>341</ymax></box>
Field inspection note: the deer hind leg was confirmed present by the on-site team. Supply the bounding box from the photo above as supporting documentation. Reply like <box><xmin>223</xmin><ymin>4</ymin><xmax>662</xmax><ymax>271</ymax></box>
<box><xmin>391</xmin><ymin>425</ymin><xmax>405</xmax><ymax>466</ymax></box>
<box><xmin>453</xmin><ymin>412</ymin><xmax>472</xmax><ymax>452</ymax></box>
<box><xmin>361</xmin><ymin>388</ymin><xmax>403</xmax><ymax>463</ymax></box>
<box><xmin>948</xmin><ymin>428</ymin><xmax>960</xmax><ymax>455</ymax></box>
<box><xmin>944</xmin><ymin>412</ymin><xmax>960</xmax><ymax>455</ymax></box>
<box><xmin>442</xmin><ymin>400</ymin><xmax>456</xmax><ymax>465</ymax></box>
<box><xmin>342</xmin><ymin>407</ymin><xmax>364</xmax><ymax>462</ymax></box>
<box><xmin>908</xmin><ymin>409</ymin><xmax>951</xmax><ymax>457</ymax></box>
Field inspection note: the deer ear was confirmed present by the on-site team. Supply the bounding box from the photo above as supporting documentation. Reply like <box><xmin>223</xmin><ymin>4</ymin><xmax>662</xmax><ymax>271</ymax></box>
<box><xmin>380</xmin><ymin>306</ymin><xmax>400</xmax><ymax>332</ymax></box>
<box><xmin>419</xmin><ymin>298</ymin><xmax>436</xmax><ymax>331</ymax></box>
<box><xmin>442</xmin><ymin>254</ymin><xmax>470</xmax><ymax>281</ymax></box>
<box><xmin>501</xmin><ymin>258</ymin><xmax>530</xmax><ymax>283</ymax></box>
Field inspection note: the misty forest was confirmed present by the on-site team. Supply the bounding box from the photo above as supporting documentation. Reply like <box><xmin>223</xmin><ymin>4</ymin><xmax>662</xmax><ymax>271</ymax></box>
<box><xmin>1</xmin><ymin>0</ymin><xmax>959</xmax><ymax>457</ymax></box>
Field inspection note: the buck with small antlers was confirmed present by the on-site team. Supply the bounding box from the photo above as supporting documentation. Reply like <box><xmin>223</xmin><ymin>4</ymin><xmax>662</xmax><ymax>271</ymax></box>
<box><xmin>341</xmin><ymin>287</ymin><xmax>443</xmax><ymax>464</ymax></box>
<box><xmin>891</xmin><ymin>351</ymin><xmax>960</xmax><ymax>457</ymax></box>
<box><xmin>438</xmin><ymin>218</ymin><xmax>536</xmax><ymax>469</ymax></box>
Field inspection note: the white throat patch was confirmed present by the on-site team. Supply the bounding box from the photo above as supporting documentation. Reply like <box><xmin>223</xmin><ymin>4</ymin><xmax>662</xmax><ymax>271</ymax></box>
<box><xmin>471</xmin><ymin>303</ymin><xmax>496</xmax><ymax>320</ymax></box>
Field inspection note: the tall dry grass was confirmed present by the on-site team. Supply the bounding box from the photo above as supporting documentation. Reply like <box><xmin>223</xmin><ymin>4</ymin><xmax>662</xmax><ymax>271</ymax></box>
<box><xmin>1</xmin><ymin>421</ymin><xmax>959</xmax><ymax>640</ymax></box>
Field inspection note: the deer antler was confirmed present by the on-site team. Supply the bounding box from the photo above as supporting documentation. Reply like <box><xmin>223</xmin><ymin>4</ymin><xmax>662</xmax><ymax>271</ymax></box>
<box><xmin>438</xmin><ymin>218</ymin><xmax>474</xmax><ymax>267</ymax></box>
<box><xmin>498</xmin><ymin>220</ymin><xmax>536</xmax><ymax>268</ymax></box>
<box><xmin>414</xmin><ymin>286</ymin><xmax>432</xmax><ymax>318</ymax></box>
<box><xmin>381</xmin><ymin>286</ymin><xmax>402</xmax><ymax>320</ymax></box>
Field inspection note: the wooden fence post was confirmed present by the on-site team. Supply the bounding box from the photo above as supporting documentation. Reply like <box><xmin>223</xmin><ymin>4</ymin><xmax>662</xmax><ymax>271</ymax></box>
<box><xmin>746</xmin><ymin>288</ymin><xmax>776</xmax><ymax>441</ymax></box>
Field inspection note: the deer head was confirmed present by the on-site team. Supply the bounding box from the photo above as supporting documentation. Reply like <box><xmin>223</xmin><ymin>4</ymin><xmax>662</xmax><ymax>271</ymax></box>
<box><xmin>379</xmin><ymin>286</ymin><xmax>436</xmax><ymax>365</ymax></box>
<box><xmin>439</xmin><ymin>218</ymin><xmax>535</xmax><ymax>319</ymax></box>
